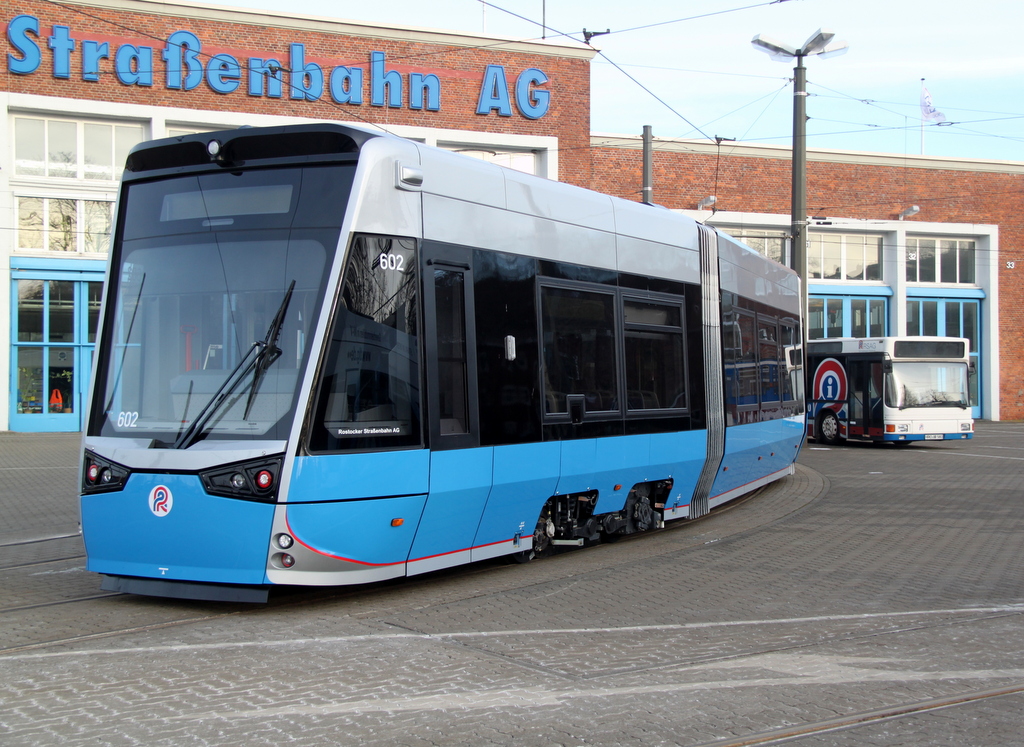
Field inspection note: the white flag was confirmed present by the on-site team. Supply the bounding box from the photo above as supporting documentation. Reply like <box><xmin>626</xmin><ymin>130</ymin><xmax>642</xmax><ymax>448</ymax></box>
<box><xmin>921</xmin><ymin>85</ymin><xmax>946</xmax><ymax>123</ymax></box>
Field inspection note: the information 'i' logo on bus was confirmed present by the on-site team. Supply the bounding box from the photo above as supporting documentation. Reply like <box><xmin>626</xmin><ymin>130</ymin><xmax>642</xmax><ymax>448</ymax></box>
<box><xmin>149</xmin><ymin>485</ymin><xmax>173</xmax><ymax>517</ymax></box>
<box><xmin>813</xmin><ymin>358</ymin><xmax>847</xmax><ymax>403</ymax></box>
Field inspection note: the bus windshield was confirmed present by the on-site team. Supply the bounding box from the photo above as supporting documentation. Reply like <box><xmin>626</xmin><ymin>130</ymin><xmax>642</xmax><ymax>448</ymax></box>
<box><xmin>886</xmin><ymin>361</ymin><xmax>970</xmax><ymax>409</ymax></box>
<box><xmin>90</xmin><ymin>165</ymin><xmax>354</xmax><ymax>445</ymax></box>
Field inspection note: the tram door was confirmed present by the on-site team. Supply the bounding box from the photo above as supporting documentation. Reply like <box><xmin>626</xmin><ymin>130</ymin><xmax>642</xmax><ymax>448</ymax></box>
<box><xmin>848</xmin><ymin>358</ymin><xmax>884</xmax><ymax>438</ymax></box>
<box><xmin>408</xmin><ymin>243</ymin><xmax>490</xmax><ymax>571</ymax></box>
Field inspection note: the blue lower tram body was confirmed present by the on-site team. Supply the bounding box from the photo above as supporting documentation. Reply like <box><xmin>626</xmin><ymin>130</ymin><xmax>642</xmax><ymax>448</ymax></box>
<box><xmin>81</xmin><ymin>418</ymin><xmax>803</xmax><ymax>589</ymax></box>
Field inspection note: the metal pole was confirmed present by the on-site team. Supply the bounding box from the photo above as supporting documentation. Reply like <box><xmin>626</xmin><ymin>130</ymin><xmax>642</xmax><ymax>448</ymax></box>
<box><xmin>792</xmin><ymin>54</ymin><xmax>809</xmax><ymax>402</ymax></box>
<box><xmin>791</xmin><ymin>54</ymin><xmax>807</xmax><ymax>281</ymax></box>
<box><xmin>642</xmin><ymin>125</ymin><xmax>653</xmax><ymax>205</ymax></box>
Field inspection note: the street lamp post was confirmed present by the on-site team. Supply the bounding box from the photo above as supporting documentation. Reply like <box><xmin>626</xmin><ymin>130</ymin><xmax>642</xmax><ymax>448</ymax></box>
<box><xmin>751</xmin><ymin>30</ymin><xmax>848</xmax><ymax>347</ymax></box>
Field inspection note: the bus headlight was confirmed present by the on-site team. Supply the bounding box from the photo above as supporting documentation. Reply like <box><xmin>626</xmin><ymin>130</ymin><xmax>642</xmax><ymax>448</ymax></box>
<box><xmin>961</xmin><ymin>422</ymin><xmax>973</xmax><ymax>432</ymax></box>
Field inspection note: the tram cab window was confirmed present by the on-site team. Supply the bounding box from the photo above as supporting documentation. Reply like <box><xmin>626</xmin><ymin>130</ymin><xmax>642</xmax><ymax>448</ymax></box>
<box><xmin>309</xmin><ymin>235</ymin><xmax>421</xmax><ymax>451</ymax></box>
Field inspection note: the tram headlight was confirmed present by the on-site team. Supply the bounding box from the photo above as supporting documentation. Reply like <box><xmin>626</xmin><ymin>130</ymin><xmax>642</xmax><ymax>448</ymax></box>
<box><xmin>272</xmin><ymin>552</ymin><xmax>296</xmax><ymax>568</ymax></box>
<box><xmin>82</xmin><ymin>451</ymin><xmax>130</xmax><ymax>494</ymax></box>
<box><xmin>255</xmin><ymin>470</ymin><xmax>274</xmax><ymax>490</ymax></box>
<box><xmin>199</xmin><ymin>456</ymin><xmax>283</xmax><ymax>503</ymax></box>
<box><xmin>276</xmin><ymin>533</ymin><xmax>294</xmax><ymax>549</ymax></box>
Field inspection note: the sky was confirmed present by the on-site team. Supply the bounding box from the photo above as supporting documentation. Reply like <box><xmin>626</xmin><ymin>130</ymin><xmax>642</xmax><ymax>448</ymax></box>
<box><xmin>197</xmin><ymin>0</ymin><xmax>1024</xmax><ymax>162</ymax></box>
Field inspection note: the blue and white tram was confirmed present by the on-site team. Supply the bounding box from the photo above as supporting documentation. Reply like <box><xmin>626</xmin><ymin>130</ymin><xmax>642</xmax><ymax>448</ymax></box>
<box><xmin>79</xmin><ymin>124</ymin><xmax>804</xmax><ymax>602</ymax></box>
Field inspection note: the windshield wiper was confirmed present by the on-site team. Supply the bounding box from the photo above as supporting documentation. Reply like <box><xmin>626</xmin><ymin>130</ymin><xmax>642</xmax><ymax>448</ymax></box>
<box><xmin>244</xmin><ymin>280</ymin><xmax>295</xmax><ymax>420</ymax></box>
<box><xmin>172</xmin><ymin>280</ymin><xmax>295</xmax><ymax>450</ymax></box>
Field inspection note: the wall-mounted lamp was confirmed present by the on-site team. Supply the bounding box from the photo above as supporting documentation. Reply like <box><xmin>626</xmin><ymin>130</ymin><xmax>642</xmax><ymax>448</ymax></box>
<box><xmin>898</xmin><ymin>205</ymin><xmax>920</xmax><ymax>220</ymax></box>
<box><xmin>697</xmin><ymin>195</ymin><xmax>717</xmax><ymax>210</ymax></box>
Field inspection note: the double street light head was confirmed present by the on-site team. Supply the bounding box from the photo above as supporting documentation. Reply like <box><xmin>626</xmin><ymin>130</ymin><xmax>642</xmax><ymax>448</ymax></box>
<box><xmin>751</xmin><ymin>28</ymin><xmax>848</xmax><ymax>61</ymax></box>
<box><xmin>750</xmin><ymin>28</ymin><xmax>849</xmax><ymax>348</ymax></box>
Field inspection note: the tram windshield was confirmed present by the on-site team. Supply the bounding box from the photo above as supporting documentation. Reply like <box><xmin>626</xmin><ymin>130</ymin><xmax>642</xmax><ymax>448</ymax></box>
<box><xmin>90</xmin><ymin>165</ymin><xmax>354</xmax><ymax>445</ymax></box>
<box><xmin>886</xmin><ymin>361</ymin><xmax>970</xmax><ymax>409</ymax></box>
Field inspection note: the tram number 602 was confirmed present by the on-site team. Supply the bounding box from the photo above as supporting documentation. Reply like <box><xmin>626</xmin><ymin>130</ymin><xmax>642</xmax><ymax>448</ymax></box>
<box><xmin>116</xmin><ymin>411</ymin><xmax>139</xmax><ymax>428</ymax></box>
<box><xmin>378</xmin><ymin>253</ymin><xmax>405</xmax><ymax>272</ymax></box>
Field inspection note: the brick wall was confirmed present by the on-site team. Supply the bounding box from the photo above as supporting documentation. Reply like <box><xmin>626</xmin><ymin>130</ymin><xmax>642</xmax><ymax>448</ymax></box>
<box><xmin>2</xmin><ymin>0</ymin><xmax>593</xmax><ymax>183</ymax></box>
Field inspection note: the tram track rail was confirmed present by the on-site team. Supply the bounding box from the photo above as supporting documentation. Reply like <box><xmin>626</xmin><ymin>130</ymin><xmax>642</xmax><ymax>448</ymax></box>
<box><xmin>0</xmin><ymin>555</ymin><xmax>87</xmax><ymax>571</ymax></box>
<box><xmin>697</xmin><ymin>683</ymin><xmax>1024</xmax><ymax>746</ymax></box>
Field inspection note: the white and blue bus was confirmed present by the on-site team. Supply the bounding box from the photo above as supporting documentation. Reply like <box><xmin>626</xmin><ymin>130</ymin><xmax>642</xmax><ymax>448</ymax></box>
<box><xmin>80</xmin><ymin>123</ymin><xmax>804</xmax><ymax>602</ymax></box>
<box><xmin>807</xmin><ymin>336</ymin><xmax>974</xmax><ymax>445</ymax></box>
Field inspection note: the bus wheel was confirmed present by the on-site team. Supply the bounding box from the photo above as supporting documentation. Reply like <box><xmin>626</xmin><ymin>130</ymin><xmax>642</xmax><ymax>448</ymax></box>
<box><xmin>817</xmin><ymin>410</ymin><xmax>842</xmax><ymax>445</ymax></box>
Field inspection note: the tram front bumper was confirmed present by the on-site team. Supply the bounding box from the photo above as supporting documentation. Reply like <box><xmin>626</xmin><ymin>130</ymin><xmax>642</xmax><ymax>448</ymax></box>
<box><xmin>81</xmin><ymin>473</ymin><xmax>275</xmax><ymax>586</ymax></box>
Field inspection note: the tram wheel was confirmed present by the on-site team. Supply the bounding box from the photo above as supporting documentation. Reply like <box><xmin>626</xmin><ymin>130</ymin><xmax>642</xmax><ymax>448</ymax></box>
<box><xmin>817</xmin><ymin>410</ymin><xmax>842</xmax><ymax>445</ymax></box>
<box><xmin>510</xmin><ymin>500</ymin><xmax>554</xmax><ymax>563</ymax></box>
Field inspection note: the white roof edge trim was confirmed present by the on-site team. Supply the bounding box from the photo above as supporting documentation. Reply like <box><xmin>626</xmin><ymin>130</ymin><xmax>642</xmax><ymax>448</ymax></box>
<box><xmin>58</xmin><ymin>0</ymin><xmax>597</xmax><ymax>58</ymax></box>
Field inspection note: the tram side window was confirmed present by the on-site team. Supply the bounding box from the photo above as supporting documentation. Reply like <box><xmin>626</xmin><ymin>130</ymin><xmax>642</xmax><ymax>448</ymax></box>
<box><xmin>623</xmin><ymin>298</ymin><xmax>686</xmax><ymax>411</ymax></box>
<box><xmin>758</xmin><ymin>317</ymin><xmax>780</xmax><ymax>405</ymax></box>
<box><xmin>780</xmin><ymin>321</ymin><xmax>802</xmax><ymax>402</ymax></box>
<box><xmin>735</xmin><ymin>311</ymin><xmax>758</xmax><ymax>409</ymax></box>
<box><xmin>309</xmin><ymin>235</ymin><xmax>421</xmax><ymax>451</ymax></box>
<box><xmin>541</xmin><ymin>285</ymin><xmax>617</xmax><ymax>416</ymax></box>
<box><xmin>722</xmin><ymin>309</ymin><xmax>741</xmax><ymax>418</ymax></box>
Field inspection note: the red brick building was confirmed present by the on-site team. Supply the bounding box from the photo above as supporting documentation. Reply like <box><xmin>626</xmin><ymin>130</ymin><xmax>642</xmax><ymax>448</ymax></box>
<box><xmin>2</xmin><ymin>0</ymin><xmax>1019</xmax><ymax>429</ymax></box>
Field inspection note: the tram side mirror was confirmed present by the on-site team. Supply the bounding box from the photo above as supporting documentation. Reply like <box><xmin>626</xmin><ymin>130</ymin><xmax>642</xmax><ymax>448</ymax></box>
<box><xmin>567</xmin><ymin>394</ymin><xmax>586</xmax><ymax>425</ymax></box>
<box><xmin>504</xmin><ymin>335</ymin><xmax>517</xmax><ymax>361</ymax></box>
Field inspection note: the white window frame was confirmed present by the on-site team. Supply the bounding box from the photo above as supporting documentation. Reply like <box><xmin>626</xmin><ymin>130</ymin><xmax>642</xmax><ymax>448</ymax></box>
<box><xmin>905</xmin><ymin>236</ymin><xmax>977</xmax><ymax>285</ymax></box>
<box><xmin>11</xmin><ymin>114</ymin><xmax>146</xmax><ymax>183</ymax></box>
<box><xmin>808</xmin><ymin>232</ymin><xmax>883</xmax><ymax>282</ymax></box>
<box><xmin>15</xmin><ymin>192</ymin><xmax>115</xmax><ymax>255</ymax></box>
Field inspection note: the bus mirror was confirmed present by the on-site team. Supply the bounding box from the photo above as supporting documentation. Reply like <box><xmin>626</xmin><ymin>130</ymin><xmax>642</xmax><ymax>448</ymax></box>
<box><xmin>504</xmin><ymin>335</ymin><xmax>517</xmax><ymax>361</ymax></box>
<box><xmin>882</xmin><ymin>359</ymin><xmax>892</xmax><ymax>373</ymax></box>
<box><xmin>567</xmin><ymin>395</ymin><xmax>585</xmax><ymax>425</ymax></box>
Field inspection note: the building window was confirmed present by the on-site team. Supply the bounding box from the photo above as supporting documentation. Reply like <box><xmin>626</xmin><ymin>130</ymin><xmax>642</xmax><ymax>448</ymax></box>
<box><xmin>12</xmin><ymin>278</ymin><xmax>103</xmax><ymax>421</ymax></box>
<box><xmin>14</xmin><ymin>117</ymin><xmax>144</xmax><ymax>180</ymax></box>
<box><xmin>850</xmin><ymin>298</ymin><xmax>886</xmax><ymax>338</ymax></box>
<box><xmin>906</xmin><ymin>298</ymin><xmax>981</xmax><ymax>408</ymax></box>
<box><xmin>726</xmin><ymin>230</ymin><xmax>789</xmax><ymax>267</ymax></box>
<box><xmin>808</xmin><ymin>233</ymin><xmax>882</xmax><ymax>281</ymax></box>
<box><xmin>906</xmin><ymin>238</ymin><xmax>976</xmax><ymax>284</ymax></box>
<box><xmin>17</xmin><ymin>197</ymin><xmax>112</xmax><ymax>253</ymax></box>
<box><xmin>809</xmin><ymin>296</ymin><xmax>887</xmax><ymax>339</ymax></box>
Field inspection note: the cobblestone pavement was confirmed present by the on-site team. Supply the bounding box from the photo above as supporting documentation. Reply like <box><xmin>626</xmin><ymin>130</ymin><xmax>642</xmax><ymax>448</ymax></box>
<box><xmin>1</xmin><ymin>423</ymin><xmax>1023</xmax><ymax>745</ymax></box>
